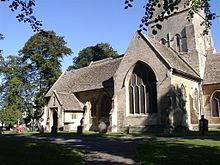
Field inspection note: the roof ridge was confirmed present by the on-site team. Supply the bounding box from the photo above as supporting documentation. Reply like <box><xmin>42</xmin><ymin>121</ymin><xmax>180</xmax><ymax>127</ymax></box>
<box><xmin>56</xmin><ymin>92</ymin><xmax>73</xmax><ymax>95</ymax></box>
<box><xmin>89</xmin><ymin>55</ymin><xmax>123</xmax><ymax>66</ymax></box>
<box><xmin>45</xmin><ymin>71</ymin><xmax>67</xmax><ymax>97</ymax></box>
<box><xmin>89</xmin><ymin>57</ymin><xmax>112</xmax><ymax>66</ymax></box>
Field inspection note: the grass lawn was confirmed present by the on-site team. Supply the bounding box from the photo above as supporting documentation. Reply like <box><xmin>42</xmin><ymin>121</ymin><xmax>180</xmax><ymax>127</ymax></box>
<box><xmin>0</xmin><ymin>137</ymin><xmax>84</xmax><ymax>165</ymax></box>
<box><xmin>138</xmin><ymin>139</ymin><xmax>220</xmax><ymax>165</ymax></box>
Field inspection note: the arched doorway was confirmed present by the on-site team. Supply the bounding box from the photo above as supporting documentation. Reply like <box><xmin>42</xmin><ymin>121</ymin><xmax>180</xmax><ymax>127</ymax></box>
<box><xmin>51</xmin><ymin>108</ymin><xmax>58</xmax><ymax>133</ymax></box>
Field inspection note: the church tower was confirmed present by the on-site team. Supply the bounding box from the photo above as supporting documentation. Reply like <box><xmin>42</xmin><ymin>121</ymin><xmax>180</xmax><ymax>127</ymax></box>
<box><xmin>148</xmin><ymin>0</ymin><xmax>215</xmax><ymax>78</ymax></box>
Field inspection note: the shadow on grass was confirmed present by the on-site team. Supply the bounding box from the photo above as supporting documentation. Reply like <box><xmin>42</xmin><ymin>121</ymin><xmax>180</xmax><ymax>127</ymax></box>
<box><xmin>0</xmin><ymin>132</ymin><xmax>139</xmax><ymax>164</ymax></box>
<box><xmin>138</xmin><ymin>139</ymin><xmax>220</xmax><ymax>165</ymax></box>
<box><xmin>0</xmin><ymin>137</ymin><xmax>84</xmax><ymax>165</ymax></box>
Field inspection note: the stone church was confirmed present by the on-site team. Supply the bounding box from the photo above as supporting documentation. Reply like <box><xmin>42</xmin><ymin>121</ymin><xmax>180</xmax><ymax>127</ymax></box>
<box><xmin>43</xmin><ymin>1</ymin><xmax>220</xmax><ymax>132</ymax></box>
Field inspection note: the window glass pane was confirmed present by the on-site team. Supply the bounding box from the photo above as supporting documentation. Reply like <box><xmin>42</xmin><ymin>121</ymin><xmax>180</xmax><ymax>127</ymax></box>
<box><xmin>146</xmin><ymin>91</ymin><xmax>150</xmax><ymax>113</ymax></box>
<box><xmin>140</xmin><ymin>85</ymin><xmax>145</xmax><ymax>114</ymax></box>
<box><xmin>212</xmin><ymin>98</ymin><xmax>219</xmax><ymax>117</ymax></box>
<box><xmin>135</xmin><ymin>86</ymin><xmax>139</xmax><ymax>114</ymax></box>
<box><xmin>131</xmin><ymin>74</ymin><xmax>136</xmax><ymax>86</ymax></box>
<box><xmin>137</xmin><ymin>74</ymin><xmax>142</xmax><ymax>85</ymax></box>
<box><xmin>129</xmin><ymin>87</ymin><xmax>134</xmax><ymax>114</ymax></box>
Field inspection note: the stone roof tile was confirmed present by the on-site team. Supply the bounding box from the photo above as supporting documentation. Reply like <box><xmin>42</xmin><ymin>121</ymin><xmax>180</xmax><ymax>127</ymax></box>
<box><xmin>203</xmin><ymin>53</ymin><xmax>220</xmax><ymax>85</ymax></box>
<box><xmin>46</xmin><ymin>56</ymin><xmax>122</xmax><ymax>96</ymax></box>
<box><xmin>55</xmin><ymin>92</ymin><xmax>83</xmax><ymax>111</ymax></box>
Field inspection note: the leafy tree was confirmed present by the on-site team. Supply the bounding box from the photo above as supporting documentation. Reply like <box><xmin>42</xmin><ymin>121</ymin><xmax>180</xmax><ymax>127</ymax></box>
<box><xmin>0</xmin><ymin>55</ymin><xmax>28</xmax><ymax>128</ymax></box>
<box><xmin>0</xmin><ymin>33</ymin><xmax>3</xmax><ymax>55</ymax></box>
<box><xmin>0</xmin><ymin>56</ymin><xmax>29</xmax><ymax>110</ymax></box>
<box><xmin>68</xmin><ymin>43</ymin><xmax>118</xmax><ymax>70</ymax></box>
<box><xmin>0</xmin><ymin>107</ymin><xmax>23</xmax><ymax>129</ymax></box>
<box><xmin>19</xmin><ymin>30</ymin><xmax>72</xmax><ymax>118</ymax></box>
<box><xmin>125</xmin><ymin>0</ymin><xmax>218</xmax><ymax>35</ymax></box>
<box><xmin>1</xmin><ymin>0</ymin><xmax>42</xmax><ymax>32</ymax></box>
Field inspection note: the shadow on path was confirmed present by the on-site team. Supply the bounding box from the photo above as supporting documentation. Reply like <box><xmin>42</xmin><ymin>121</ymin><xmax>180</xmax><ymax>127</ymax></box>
<box><xmin>0</xmin><ymin>134</ymin><xmax>139</xmax><ymax>165</ymax></box>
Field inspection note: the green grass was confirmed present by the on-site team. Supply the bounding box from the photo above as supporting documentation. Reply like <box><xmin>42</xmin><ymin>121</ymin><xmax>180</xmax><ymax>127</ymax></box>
<box><xmin>0</xmin><ymin>137</ymin><xmax>84</xmax><ymax>165</ymax></box>
<box><xmin>138</xmin><ymin>139</ymin><xmax>220</xmax><ymax>165</ymax></box>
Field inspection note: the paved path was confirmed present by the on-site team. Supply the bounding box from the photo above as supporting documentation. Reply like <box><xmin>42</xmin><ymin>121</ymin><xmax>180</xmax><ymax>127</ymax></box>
<box><xmin>45</xmin><ymin>136</ymin><xmax>139</xmax><ymax>165</ymax></box>
<box><xmin>0</xmin><ymin>135</ymin><xmax>140</xmax><ymax>165</ymax></box>
<box><xmin>2</xmin><ymin>134</ymin><xmax>219</xmax><ymax>164</ymax></box>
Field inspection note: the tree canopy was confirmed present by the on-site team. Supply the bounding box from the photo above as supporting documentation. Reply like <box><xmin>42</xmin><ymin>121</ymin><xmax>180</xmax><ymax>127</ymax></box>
<box><xmin>0</xmin><ymin>55</ymin><xmax>28</xmax><ymax>127</ymax></box>
<box><xmin>125</xmin><ymin>0</ymin><xmax>217</xmax><ymax>35</ymax></box>
<box><xmin>1</xmin><ymin>0</ymin><xmax>42</xmax><ymax>32</ymax></box>
<box><xmin>20</xmin><ymin>31</ymin><xmax>72</xmax><ymax>112</ymax></box>
<box><xmin>0</xmin><ymin>33</ymin><xmax>3</xmax><ymax>55</ymax></box>
<box><xmin>68</xmin><ymin>43</ymin><xmax>118</xmax><ymax>70</ymax></box>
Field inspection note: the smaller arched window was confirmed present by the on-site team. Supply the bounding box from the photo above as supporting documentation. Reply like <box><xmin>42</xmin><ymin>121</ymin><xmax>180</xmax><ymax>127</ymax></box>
<box><xmin>101</xmin><ymin>95</ymin><xmax>112</xmax><ymax>117</ymax></box>
<box><xmin>211</xmin><ymin>91</ymin><xmax>220</xmax><ymax>117</ymax></box>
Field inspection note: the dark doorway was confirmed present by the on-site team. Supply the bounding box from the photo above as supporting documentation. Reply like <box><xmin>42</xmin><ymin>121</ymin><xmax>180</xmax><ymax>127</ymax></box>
<box><xmin>51</xmin><ymin>108</ymin><xmax>58</xmax><ymax>133</ymax></box>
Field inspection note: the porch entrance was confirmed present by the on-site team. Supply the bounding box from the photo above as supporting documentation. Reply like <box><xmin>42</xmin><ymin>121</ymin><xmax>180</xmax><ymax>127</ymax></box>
<box><xmin>51</xmin><ymin>108</ymin><xmax>58</xmax><ymax>133</ymax></box>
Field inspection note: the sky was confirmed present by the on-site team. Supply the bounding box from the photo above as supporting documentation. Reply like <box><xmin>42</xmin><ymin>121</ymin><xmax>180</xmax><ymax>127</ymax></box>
<box><xmin>0</xmin><ymin>0</ymin><xmax>219</xmax><ymax>71</ymax></box>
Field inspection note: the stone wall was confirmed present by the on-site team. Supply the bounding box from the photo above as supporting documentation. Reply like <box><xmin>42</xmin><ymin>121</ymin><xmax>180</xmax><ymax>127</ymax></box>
<box><xmin>45</xmin><ymin>93</ymin><xmax>63</xmax><ymax>132</ymax></box>
<box><xmin>75</xmin><ymin>88</ymin><xmax>114</xmax><ymax>131</ymax></box>
<box><xmin>171</xmin><ymin>74</ymin><xmax>200</xmax><ymax>130</ymax></box>
<box><xmin>203</xmin><ymin>84</ymin><xmax>220</xmax><ymax>127</ymax></box>
<box><xmin>114</xmin><ymin>33</ymin><xmax>171</xmax><ymax>132</ymax></box>
<box><xmin>148</xmin><ymin>2</ymin><xmax>214</xmax><ymax>78</ymax></box>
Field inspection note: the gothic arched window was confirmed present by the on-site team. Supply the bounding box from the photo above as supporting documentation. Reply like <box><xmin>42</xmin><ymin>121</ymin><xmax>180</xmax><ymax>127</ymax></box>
<box><xmin>211</xmin><ymin>91</ymin><xmax>220</xmax><ymax>117</ymax></box>
<box><xmin>129</xmin><ymin>63</ymin><xmax>157</xmax><ymax>114</ymax></box>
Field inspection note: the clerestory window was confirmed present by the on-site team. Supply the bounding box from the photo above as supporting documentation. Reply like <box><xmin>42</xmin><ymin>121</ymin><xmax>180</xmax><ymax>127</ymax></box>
<box><xmin>211</xmin><ymin>91</ymin><xmax>220</xmax><ymax>117</ymax></box>
<box><xmin>129</xmin><ymin>63</ymin><xmax>157</xmax><ymax>115</ymax></box>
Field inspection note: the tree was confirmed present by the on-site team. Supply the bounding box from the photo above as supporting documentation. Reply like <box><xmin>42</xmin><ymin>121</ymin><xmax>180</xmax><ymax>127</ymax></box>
<box><xmin>0</xmin><ymin>107</ymin><xmax>23</xmax><ymax>129</ymax></box>
<box><xmin>1</xmin><ymin>0</ymin><xmax>42</xmax><ymax>32</ymax></box>
<box><xmin>0</xmin><ymin>33</ymin><xmax>3</xmax><ymax>55</ymax></box>
<box><xmin>0</xmin><ymin>55</ymin><xmax>28</xmax><ymax>128</ymax></box>
<box><xmin>68</xmin><ymin>43</ymin><xmax>118</xmax><ymax>70</ymax></box>
<box><xmin>125</xmin><ymin>0</ymin><xmax>218</xmax><ymax>35</ymax></box>
<box><xmin>0</xmin><ymin>56</ymin><xmax>29</xmax><ymax>109</ymax></box>
<box><xmin>19</xmin><ymin>30</ymin><xmax>72</xmax><ymax>118</ymax></box>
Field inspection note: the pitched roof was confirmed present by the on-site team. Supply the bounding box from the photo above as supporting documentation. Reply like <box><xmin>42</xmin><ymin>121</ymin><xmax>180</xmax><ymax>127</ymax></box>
<box><xmin>139</xmin><ymin>32</ymin><xmax>200</xmax><ymax>80</ymax></box>
<box><xmin>46</xmin><ymin>56</ymin><xmax>122</xmax><ymax>96</ymax></box>
<box><xmin>54</xmin><ymin>91</ymin><xmax>84</xmax><ymax>111</ymax></box>
<box><xmin>203</xmin><ymin>53</ymin><xmax>220</xmax><ymax>85</ymax></box>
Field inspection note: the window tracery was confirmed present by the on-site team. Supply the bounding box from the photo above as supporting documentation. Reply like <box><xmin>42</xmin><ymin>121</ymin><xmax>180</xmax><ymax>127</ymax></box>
<box><xmin>129</xmin><ymin>63</ymin><xmax>157</xmax><ymax>114</ymax></box>
<box><xmin>211</xmin><ymin>91</ymin><xmax>220</xmax><ymax>117</ymax></box>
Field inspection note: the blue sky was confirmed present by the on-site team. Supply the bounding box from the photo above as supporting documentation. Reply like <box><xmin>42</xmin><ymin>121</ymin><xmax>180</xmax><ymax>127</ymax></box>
<box><xmin>0</xmin><ymin>0</ymin><xmax>219</xmax><ymax>71</ymax></box>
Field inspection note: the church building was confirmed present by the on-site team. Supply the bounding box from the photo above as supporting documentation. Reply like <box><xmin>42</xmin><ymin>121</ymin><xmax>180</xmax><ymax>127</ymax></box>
<box><xmin>43</xmin><ymin>1</ymin><xmax>220</xmax><ymax>132</ymax></box>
